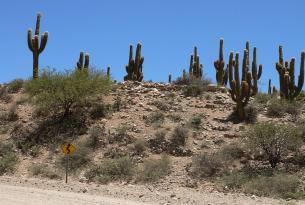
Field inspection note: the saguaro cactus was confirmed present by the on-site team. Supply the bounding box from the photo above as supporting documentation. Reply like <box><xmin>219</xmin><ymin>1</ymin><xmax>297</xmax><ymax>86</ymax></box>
<box><xmin>168</xmin><ymin>74</ymin><xmax>172</xmax><ymax>84</ymax></box>
<box><xmin>189</xmin><ymin>46</ymin><xmax>203</xmax><ymax>79</ymax></box>
<box><xmin>268</xmin><ymin>79</ymin><xmax>278</xmax><ymax>96</ymax></box>
<box><xmin>27</xmin><ymin>13</ymin><xmax>48</xmax><ymax>79</ymax></box>
<box><xmin>107</xmin><ymin>67</ymin><xmax>111</xmax><ymax>77</ymax></box>
<box><xmin>214</xmin><ymin>38</ymin><xmax>228</xmax><ymax>86</ymax></box>
<box><xmin>251</xmin><ymin>47</ymin><xmax>263</xmax><ymax>95</ymax></box>
<box><xmin>76</xmin><ymin>52</ymin><xmax>90</xmax><ymax>70</ymax></box>
<box><xmin>124</xmin><ymin>43</ymin><xmax>144</xmax><ymax>81</ymax></box>
<box><xmin>276</xmin><ymin>46</ymin><xmax>305</xmax><ymax>100</ymax></box>
<box><xmin>244</xmin><ymin>41</ymin><xmax>262</xmax><ymax>95</ymax></box>
<box><xmin>228</xmin><ymin>51</ymin><xmax>252</xmax><ymax>120</ymax></box>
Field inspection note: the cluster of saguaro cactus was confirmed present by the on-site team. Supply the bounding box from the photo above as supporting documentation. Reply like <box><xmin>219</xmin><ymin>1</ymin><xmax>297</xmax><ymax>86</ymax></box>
<box><xmin>214</xmin><ymin>39</ymin><xmax>228</xmax><ymax>86</ymax></box>
<box><xmin>124</xmin><ymin>43</ymin><xmax>144</xmax><ymax>82</ymax></box>
<box><xmin>76</xmin><ymin>52</ymin><xmax>90</xmax><ymax>70</ymax></box>
<box><xmin>228</xmin><ymin>51</ymin><xmax>252</xmax><ymax>120</ymax></box>
<box><xmin>189</xmin><ymin>46</ymin><xmax>203</xmax><ymax>79</ymax></box>
<box><xmin>27</xmin><ymin>13</ymin><xmax>48</xmax><ymax>79</ymax></box>
<box><xmin>276</xmin><ymin>46</ymin><xmax>305</xmax><ymax>100</ymax></box>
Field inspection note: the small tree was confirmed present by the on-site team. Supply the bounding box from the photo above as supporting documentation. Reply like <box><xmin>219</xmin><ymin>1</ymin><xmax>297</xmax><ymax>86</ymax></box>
<box><xmin>244</xmin><ymin>122</ymin><xmax>302</xmax><ymax>168</ymax></box>
<box><xmin>26</xmin><ymin>68</ymin><xmax>112</xmax><ymax>118</ymax></box>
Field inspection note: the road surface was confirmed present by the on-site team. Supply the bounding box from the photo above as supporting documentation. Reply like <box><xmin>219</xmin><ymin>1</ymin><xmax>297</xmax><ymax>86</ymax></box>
<box><xmin>0</xmin><ymin>184</ymin><xmax>151</xmax><ymax>205</ymax></box>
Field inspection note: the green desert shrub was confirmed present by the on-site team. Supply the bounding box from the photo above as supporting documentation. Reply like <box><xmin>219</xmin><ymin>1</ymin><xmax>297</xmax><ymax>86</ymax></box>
<box><xmin>167</xmin><ymin>113</ymin><xmax>182</xmax><ymax>122</ymax></box>
<box><xmin>191</xmin><ymin>152</ymin><xmax>223</xmax><ymax>178</ymax></box>
<box><xmin>0</xmin><ymin>86</ymin><xmax>12</xmax><ymax>103</ymax></box>
<box><xmin>0</xmin><ymin>104</ymin><xmax>18</xmax><ymax>122</ymax></box>
<box><xmin>254</xmin><ymin>93</ymin><xmax>271</xmax><ymax>105</ymax></box>
<box><xmin>170</xmin><ymin>126</ymin><xmax>189</xmax><ymax>147</ymax></box>
<box><xmin>25</xmin><ymin>68</ymin><xmax>112</xmax><ymax>118</ymax></box>
<box><xmin>189</xmin><ymin>116</ymin><xmax>202</xmax><ymax>129</ymax></box>
<box><xmin>243</xmin><ymin>174</ymin><xmax>303</xmax><ymax>199</ymax></box>
<box><xmin>86</xmin><ymin>125</ymin><xmax>107</xmax><ymax>149</ymax></box>
<box><xmin>244</xmin><ymin>104</ymin><xmax>258</xmax><ymax>123</ymax></box>
<box><xmin>183</xmin><ymin>82</ymin><xmax>206</xmax><ymax>97</ymax></box>
<box><xmin>219</xmin><ymin>142</ymin><xmax>245</xmax><ymax>161</ymax></box>
<box><xmin>85</xmin><ymin>156</ymin><xmax>134</xmax><ymax>184</ymax></box>
<box><xmin>145</xmin><ymin>111</ymin><xmax>165</xmax><ymax>125</ymax></box>
<box><xmin>244</xmin><ymin>122</ymin><xmax>302</xmax><ymax>168</ymax></box>
<box><xmin>7</xmin><ymin>79</ymin><xmax>24</xmax><ymax>93</ymax></box>
<box><xmin>0</xmin><ymin>143</ymin><xmax>19</xmax><ymax>175</ymax></box>
<box><xmin>29</xmin><ymin>163</ymin><xmax>61</xmax><ymax>179</ymax></box>
<box><xmin>267</xmin><ymin>98</ymin><xmax>301</xmax><ymax>118</ymax></box>
<box><xmin>132</xmin><ymin>139</ymin><xmax>147</xmax><ymax>154</ymax></box>
<box><xmin>137</xmin><ymin>155</ymin><xmax>171</xmax><ymax>182</ymax></box>
<box><xmin>222</xmin><ymin>170</ymin><xmax>304</xmax><ymax>199</ymax></box>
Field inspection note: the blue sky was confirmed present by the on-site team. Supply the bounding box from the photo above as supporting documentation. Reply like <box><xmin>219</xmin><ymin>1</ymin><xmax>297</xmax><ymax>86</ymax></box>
<box><xmin>0</xmin><ymin>0</ymin><xmax>305</xmax><ymax>91</ymax></box>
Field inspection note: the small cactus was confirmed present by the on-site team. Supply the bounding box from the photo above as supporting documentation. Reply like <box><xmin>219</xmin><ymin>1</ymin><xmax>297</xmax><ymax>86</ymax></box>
<box><xmin>124</xmin><ymin>43</ymin><xmax>144</xmax><ymax>82</ymax></box>
<box><xmin>268</xmin><ymin>79</ymin><xmax>278</xmax><ymax>96</ymax></box>
<box><xmin>276</xmin><ymin>46</ymin><xmax>304</xmax><ymax>100</ymax></box>
<box><xmin>214</xmin><ymin>38</ymin><xmax>228</xmax><ymax>86</ymax></box>
<box><xmin>182</xmin><ymin>69</ymin><xmax>187</xmax><ymax>81</ymax></box>
<box><xmin>107</xmin><ymin>66</ymin><xmax>110</xmax><ymax>77</ymax></box>
<box><xmin>168</xmin><ymin>74</ymin><xmax>172</xmax><ymax>84</ymax></box>
<box><xmin>189</xmin><ymin>46</ymin><xmax>203</xmax><ymax>79</ymax></box>
<box><xmin>228</xmin><ymin>51</ymin><xmax>252</xmax><ymax>120</ymax></box>
<box><xmin>76</xmin><ymin>52</ymin><xmax>90</xmax><ymax>69</ymax></box>
<box><xmin>27</xmin><ymin>13</ymin><xmax>48</xmax><ymax>79</ymax></box>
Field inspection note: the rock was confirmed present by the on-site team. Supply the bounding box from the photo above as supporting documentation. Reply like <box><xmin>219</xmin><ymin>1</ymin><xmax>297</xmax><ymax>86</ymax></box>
<box><xmin>224</xmin><ymin>133</ymin><xmax>239</xmax><ymax>138</ymax></box>
<box><xmin>81</xmin><ymin>187</ymin><xmax>89</xmax><ymax>193</ymax></box>
<box><xmin>205</xmin><ymin>104</ymin><xmax>215</xmax><ymax>109</ymax></box>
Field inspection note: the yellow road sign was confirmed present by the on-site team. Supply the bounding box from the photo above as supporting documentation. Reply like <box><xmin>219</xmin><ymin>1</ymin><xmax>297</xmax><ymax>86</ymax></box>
<box><xmin>62</xmin><ymin>143</ymin><xmax>76</xmax><ymax>155</ymax></box>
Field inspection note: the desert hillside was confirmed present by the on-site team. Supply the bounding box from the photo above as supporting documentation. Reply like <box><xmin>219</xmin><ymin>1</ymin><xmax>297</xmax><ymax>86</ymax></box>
<box><xmin>1</xmin><ymin>79</ymin><xmax>305</xmax><ymax>204</ymax></box>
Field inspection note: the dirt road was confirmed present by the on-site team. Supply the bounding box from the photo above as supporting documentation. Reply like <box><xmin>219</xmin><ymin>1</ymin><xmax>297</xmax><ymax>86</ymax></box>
<box><xmin>0</xmin><ymin>184</ymin><xmax>151</xmax><ymax>205</ymax></box>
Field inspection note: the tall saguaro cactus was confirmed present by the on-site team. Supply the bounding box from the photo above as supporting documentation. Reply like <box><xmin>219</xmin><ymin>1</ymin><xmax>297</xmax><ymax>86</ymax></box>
<box><xmin>124</xmin><ymin>43</ymin><xmax>144</xmax><ymax>81</ymax></box>
<box><xmin>214</xmin><ymin>38</ymin><xmax>228</xmax><ymax>86</ymax></box>
<box><xmin>189</xmin><ymin>46</ymin><xmax>203</xmax><ymax>79</ymax></box>
<box><xmin>228</xmin><ymin>51</ymin><xmax>252</xmax><ymax>120</ymax></box>
<box><xmin>276</xmin><ymin>46</ymin><xmax>305</xmax><ymax>100</ymax></box>
<box><xmin>76</xmin><ymin>52</ymin><xmax>90</xmax><ymax>70</ymax></box>
<box><xmin>27</xmin><ymin>13</ymin><xmax>48</xmax><ymax>79</ymax></box>
<box><xmin>251</xmin><ymin>47</ymin><xmax>263</xmax><ymax>95</ymax></box>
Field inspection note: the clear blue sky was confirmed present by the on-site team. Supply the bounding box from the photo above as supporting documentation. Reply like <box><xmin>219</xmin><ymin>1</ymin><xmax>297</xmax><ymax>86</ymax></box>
<box><xmin>0</xmin><ymin>0</ymin><xmax>305</xmax><ymax>91</ymax></box>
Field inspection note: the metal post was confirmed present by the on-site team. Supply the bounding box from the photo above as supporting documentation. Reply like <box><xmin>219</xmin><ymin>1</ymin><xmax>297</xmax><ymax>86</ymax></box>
<box><xmin>65</xmin><ymin>155</ymin><xmax>69</xmax><ymax>183</ymax></box>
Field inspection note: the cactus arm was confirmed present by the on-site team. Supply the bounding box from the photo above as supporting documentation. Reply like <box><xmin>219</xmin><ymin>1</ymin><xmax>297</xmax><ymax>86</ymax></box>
<box><xmin>258</xmin><ymin>65</ymin><xmax>263</xmax><ymax>79</ymax></box>
<box><xmin>189</xmin><ymin>55</ymin><xmax>194</xmax><ymax>74</ymax></box>
<box><xmin>293</xmin><ymin>52</ymin><xmax>305</xmax><ymax>98</ymax></box>
<box><xmin>84</xmin><ymin>53</ymin><xmax>90</xmax><ymax>69</ymax></box>
<box><xmin>223</xmin><ymin>65</ymin><xmax>229</xmax><ymax>85</ymax></box>
<box><xmin>228</xmin><ymin>52</ymin><xmax>234</xmax><ymax>88</ymax></box>
<box><xmin>242</xmin><ymin>49</ymin><xmax>248</xmax><ymax>81</ymax></box>
<box><xmin>234</xmin><ymin>53</ymin><xmax>241</xmax><ymax>93</ymax></box>
<box><xmin>268</xmin><ymin>79</ymin><xmax>272</xmax><ymax>95</ymax></box>
<box><xmin>27</xmin><ymin>29</ymin><xmax>34</xmax><ymax>52</ymax></box>
<box><xmin>77</xmin><ymin>52</ymin><xmax>84</xmax><ymax>69</ymax></box>
<box><xmin>39</xmin><ymin>32</ymin><xmax>48</xmax><ymax>53</ymax></box>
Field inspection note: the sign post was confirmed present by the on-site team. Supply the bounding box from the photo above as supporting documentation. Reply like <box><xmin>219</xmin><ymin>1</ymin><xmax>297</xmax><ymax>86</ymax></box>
<box><xmin>61</xmin><ymin>143</ymin><xmax>76</xmax><ymax>184</ymax></box>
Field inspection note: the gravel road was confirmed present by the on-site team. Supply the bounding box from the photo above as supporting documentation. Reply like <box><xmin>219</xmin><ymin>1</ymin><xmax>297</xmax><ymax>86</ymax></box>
<box><xmin>0</xmin><ymin>184</ymin><xmax>151</xmax><ymax>205</ymax></box>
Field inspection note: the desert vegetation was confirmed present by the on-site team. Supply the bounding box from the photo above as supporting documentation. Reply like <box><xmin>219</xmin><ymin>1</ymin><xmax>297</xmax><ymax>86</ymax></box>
<box><xmin>1</xmin><ymin>11</ymin><xmax>305</xmax><ymax>203</ymax></box>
